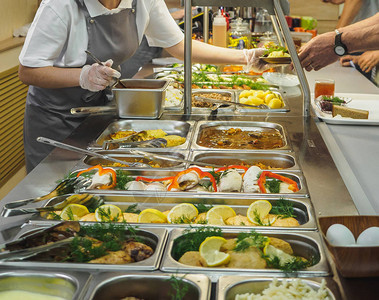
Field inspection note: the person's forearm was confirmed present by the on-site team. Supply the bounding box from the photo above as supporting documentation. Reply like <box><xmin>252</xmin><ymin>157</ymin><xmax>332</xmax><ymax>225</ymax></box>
<box><xmin>19</xmin><ymin>65</ymin><xmax>81</xmax><ymax>89</ymax></box>
<box><xmin>342</xmin><ymin>12</ymin><xmax>379</xmax><ymax>31</ymax></box>
<box><xmin>343</xmin><ymin>24</ymin><xmax>379</xmax><ymax>52</ymax></box>
<box><xmin>336</xmin><ymin>0</ymin><xmax>363</xmax><ymax>28</ymax></box>
<box><xmin>165</xmin><ymin>40</ymin><xmax>246</xmax><ymax>65</ymax></box>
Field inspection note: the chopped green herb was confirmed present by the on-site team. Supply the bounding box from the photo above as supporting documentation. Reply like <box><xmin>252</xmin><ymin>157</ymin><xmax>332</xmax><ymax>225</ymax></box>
<box><xmin>270</xmin><ymin>199</ymin><xmax>296</xmax><ymax>219</ymax></box>
<box><xmin>194</xmin><ymin>203</ymin><xmax>213</xmax><ymax>214</ymax></box>
<box><xmin>167</xmin><ymin>275</ymin><xmax>190</xmax><ymax>300</ymax></box>
<box><xmin>125</xmin><ymin>203</ymin><xmax>141</xmax><ymax>214</ymax></box>
<box><xmin>265</xmin><ymin>178</ymin><xmax>281</xmax><ymax>193</ymax></box>
<box><xmin>115</xmin><ymin>170</ymin><xmax>133</xmax><ymax>190</ymax></box>
<box><xmin>266</xmin><ymin>255</ymin><xmax>312</xmax><ymax>272</ymax></box>
<box><xmin>234</xmin><ymin>230</ymin><xmax>269</xmax><ymax>252</ymax></box>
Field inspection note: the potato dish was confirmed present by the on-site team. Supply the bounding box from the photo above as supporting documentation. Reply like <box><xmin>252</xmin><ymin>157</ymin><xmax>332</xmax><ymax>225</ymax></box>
<box><xmin>239</xmin><ymin>90</ymin><xmax>284</xmax><ymax>109</ymax></box>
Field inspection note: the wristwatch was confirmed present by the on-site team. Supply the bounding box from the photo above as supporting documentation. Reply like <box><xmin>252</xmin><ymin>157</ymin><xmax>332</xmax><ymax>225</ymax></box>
<box><xmin>334</xmin><ymin>29</ymin><xmax>348</xmax><ymax>56</ymax></box>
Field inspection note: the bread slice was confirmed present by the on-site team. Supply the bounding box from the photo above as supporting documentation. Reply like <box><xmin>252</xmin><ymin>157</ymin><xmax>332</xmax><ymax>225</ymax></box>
<box><xmin>332</xmin><ymin>105</ymin><xmax>369</xmax><ymax>119</ymax></box>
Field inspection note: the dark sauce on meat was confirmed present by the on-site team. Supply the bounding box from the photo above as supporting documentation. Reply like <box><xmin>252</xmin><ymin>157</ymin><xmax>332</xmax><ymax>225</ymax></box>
<box><xmin>198</xmin><ymin>127</ymin><xmax>284</xmax><ymax>149</ymax></box>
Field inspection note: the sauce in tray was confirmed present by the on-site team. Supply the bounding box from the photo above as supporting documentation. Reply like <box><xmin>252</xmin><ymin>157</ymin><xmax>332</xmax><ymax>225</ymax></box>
<box><xmin>198</xmin><ymin>127</ymin><xmax>284</xmax><ymax>149</ymax></box>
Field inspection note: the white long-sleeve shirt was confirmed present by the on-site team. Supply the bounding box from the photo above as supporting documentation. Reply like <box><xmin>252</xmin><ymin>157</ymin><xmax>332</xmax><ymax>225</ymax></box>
<box><xmin>19</xmin><ymin>0</ymin><xmax>184</xmax><ymax>68</ymax></box>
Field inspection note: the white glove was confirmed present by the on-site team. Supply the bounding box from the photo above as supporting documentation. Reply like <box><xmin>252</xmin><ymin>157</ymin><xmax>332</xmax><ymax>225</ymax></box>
<box><xmin>79</xmin><ymin>59</ymin><xmax>121</xmax><ymax>92</ymax></box>
<box><xmin>243</xmin><ymin>48</ymin><xmax>271</xmax><ymax>73</ymax></box>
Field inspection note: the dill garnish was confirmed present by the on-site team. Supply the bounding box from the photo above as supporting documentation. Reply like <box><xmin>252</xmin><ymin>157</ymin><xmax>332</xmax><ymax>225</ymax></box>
<box><xmin>96</xmin><ymin>207</ymin><xmax>120</xmax><ymax>222</ymax></box>
<box><xmin>270</xmin><ymin>199</ymin><xmax>295</xmax><ymax>219</ymax></box>
<box><xmin>265</xmin><ymin>178</ymin><xmax>281</xmax><ymax>193</ymax></box>
<box><xmin>125</xmin><ymin>203</ymin><xmax>141</xmax><ymax>214</ymax></box>
<box><xmin>115</xmin><ymin>170</ymin><xmax>133</xmax><ymax>190</ymax></box>
<box><xmin>167</xmin><ymin>275</ymin><xmax>189</xmax><ymax>300</ymax></box>
<box><xmin>171</xmin><ymin>215</ymin><xmax>193</xmax><ymax>224</ymax></box>
<box><xmin>172</xmin><ymin>226</ymin><xmax>222</xmax><ymax>260</ymax></box>
<box><xmin>253</xmin><ymin>210</ymin><xmax>272</xmax><ymax>226</ymax></box>
<box><xmin>234</xmin><ymin>230</ymin><xmax>269</xmax><ymax>252</ymax></box>
<box><xmin>266</xmin><ymin>256</ymin><xmax>313</xmax><ymax>272</ymax></box>
<box><xmin>194</xmin><ymin>203</ymin><xmax>213</xmax><ymax>214</ymax></box>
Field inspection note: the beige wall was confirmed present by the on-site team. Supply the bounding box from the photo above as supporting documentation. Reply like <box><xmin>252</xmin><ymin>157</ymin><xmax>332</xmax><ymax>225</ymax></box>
<box><xmin>289</xmin><ymin>0</ymin><xmax>340</xmax><ymax>33</ymax></box>
<box><xmin>0</xmin><ymin>0</ymin><xmax>39</xmax><ymax>41</ymax></box>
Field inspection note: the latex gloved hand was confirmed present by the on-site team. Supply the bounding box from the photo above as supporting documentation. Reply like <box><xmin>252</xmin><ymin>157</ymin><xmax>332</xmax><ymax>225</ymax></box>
<box><xmin>243</xmin><ymin>48</ymin><xmax>271</xmax><ymax>73</ymax></box>
<box><xmin>79</xmin><ymin>59</ymin><xmax>121</xmax><ymax>92</ymax></box>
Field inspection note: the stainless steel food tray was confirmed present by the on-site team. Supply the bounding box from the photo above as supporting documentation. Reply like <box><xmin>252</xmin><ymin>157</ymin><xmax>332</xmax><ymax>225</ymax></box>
<box><xmin>191</xmin><ymin>121</ymin><xmax>291</xmax><ymax>151</ymax></box>
<box><xmin>0</xmin><ymin>224</ymin><xmax>167</xmax><ymax>272</ymax></box>
<box><xmin>189</xmin><ymin>151</ymin><xmax>300</xmax><ymax>171</ymax></box>
<box><xmin>26</xmin><ymin>196</ymin><xmax>316</xmax><ymax>231</ymax></box>
<box><xmin>191</xmin><ymin>89</ymin><xmax>236</xmax><ymax>115</ymax></box>
<box><xmin>88</xmin><ymin>120</ymin><xmax>195</xmax><ymax>150</ymax></box>
<box><xmin>161</xmin><ymin>229</ymin><xmax>330</xmax><ymax>278</ymax></box>
<box><xmin>81</xmin><ymin>272</ymin><xmax>211</xmax><ymax>300</ymax></box>
<box><xmin>71</xmin><ymin>169</ymin><xmax>308</xmax><ymax>198</ymax></box>
<box><xmin>235</xmin><ymin>89</ymin><xmax>290</xmax><ymax>113</ymax></box>
<box><xmin>0</xmin><ymin>270</ymin><xmax>89</xmax><ymax>300</ymax></box>
<box><xmin>72</xmin><ymin>150</ymin><xmax>189</xmax><ymax>171</ymax></box>
<box><xmin>217</xmin><ymin>276</ymin><xmax>341</xmax><ymax>300</ymax></box>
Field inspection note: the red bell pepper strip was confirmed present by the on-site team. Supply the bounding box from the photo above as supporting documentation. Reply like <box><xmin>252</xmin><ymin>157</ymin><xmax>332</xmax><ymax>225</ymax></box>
<box><xmin>135</xmin><ymin>176</ymin><xmax>174</xmax><ymax>182</ymax></box>
<box><xmin>215</xmin><ymin>165</ymin><xmax>249</xmax><ymax>173</ymax></box>
<box><xmin>76</xmin><ymin>164</ymin><xmax>117</xmax><ymax>189</ymax></box>
<box><xmin>168</xmin><ymin>167</ymin><xmax>217</xmax><ymax>192</ymax></box>
<box><xmin>257</xmin><ymin>171</ymin><xmax>299</xmax><ymax>193</ymax></box>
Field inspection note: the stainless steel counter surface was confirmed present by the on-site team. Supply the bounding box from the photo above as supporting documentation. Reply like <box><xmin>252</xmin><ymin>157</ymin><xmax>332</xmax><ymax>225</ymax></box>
<box><xmin>306</xmin><ymin>62</ymin><xmax>379</xmax><ymax>214</ymax></box>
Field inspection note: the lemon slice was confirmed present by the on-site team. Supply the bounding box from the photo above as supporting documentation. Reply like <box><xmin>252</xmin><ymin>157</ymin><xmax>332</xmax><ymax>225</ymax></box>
<box><xmin>138</xmin><ymin>208</ymin><xmax>167</xmax><ymax>223</ymax></box>
<box><xmin>60</xmin><ymin>204</ymin><xmax>89</xmax><ymax>221</ymax></box>
<box><xmin>199</xmin><ymin>236</ymin><xmax>230</xmax><ymax>267</ymax></box>
<box><xmin>167</xmin><ymin>203</ymin><xmax>198</xmax><ymax>223</ymax></box>
<box><xmin>263</xmin><ymin>244</ymin><xmax>295</xmax><ymax>266</ymax></box>
<box><xmin>206</xmin><ymin>205</ymin><xmax>236</xmax><ymax>225</ymax></box>
<box><xmin>94</xmin><ymin>204</ymin><xmax>122</xmax><ymax>222</ymax></box>
<box><xmin>247</xmin><ymin>200</ymin><xmax>272</xmax><ymax>225</ymax></box>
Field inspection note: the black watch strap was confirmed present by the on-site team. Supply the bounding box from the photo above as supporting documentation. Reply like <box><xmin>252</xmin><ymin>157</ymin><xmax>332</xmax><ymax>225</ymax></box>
<box><xmin>334</xmin><ymin>29</ymin><xmax>348</xmax><ymax>56</ymax></box>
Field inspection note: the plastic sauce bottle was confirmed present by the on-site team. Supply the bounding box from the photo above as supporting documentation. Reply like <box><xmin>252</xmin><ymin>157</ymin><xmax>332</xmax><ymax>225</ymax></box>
<box><xmin>213</xmin><ymin>10</ymin><xmax>227</xmax><ymax>47</ymax></box>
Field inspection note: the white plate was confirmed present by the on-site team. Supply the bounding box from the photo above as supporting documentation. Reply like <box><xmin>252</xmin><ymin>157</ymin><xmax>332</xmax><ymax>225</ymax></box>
<box><xmin>262</xmin><ymin>72</ymin><xmax>300</xmax><ymax>87</ymax></box>
<box><xmin>312</xmin><ymin>93</ymin><xmax>379</xmax><ymax>125</ymax></box>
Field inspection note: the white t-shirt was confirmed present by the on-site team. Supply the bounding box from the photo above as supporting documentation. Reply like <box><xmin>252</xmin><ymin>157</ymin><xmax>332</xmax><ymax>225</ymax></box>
<box><xmin>19</xmin><ymin>0</ymin><xmax>184</xmax><ymax>68</ymax></box>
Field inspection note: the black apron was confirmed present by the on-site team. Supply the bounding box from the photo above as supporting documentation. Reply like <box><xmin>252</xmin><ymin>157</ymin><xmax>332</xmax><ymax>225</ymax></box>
<box><xmin>23</xmin><ymin>0</ymin><xmax>139</xmax><ymax>172</ymax></box>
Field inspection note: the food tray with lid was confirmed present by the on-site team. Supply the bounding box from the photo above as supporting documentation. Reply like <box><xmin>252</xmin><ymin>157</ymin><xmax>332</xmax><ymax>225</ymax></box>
<box><xmin>73</xmin><ymin>150</ymin><xmax>189</xmax><ymax>171</ymax></box>
<box><xmin>189</xmin><ymin>151</ymin><xmax>300</xmax><ymax>171</ymax></box>
<box><xmin>235</xmin><ymin>88</ymin><xmax>290</xmax><ymax>113</ymax></box>
<box><xmin>23</xmin><ymin>195</ymin><xmax>316</xmax><ymax>231</ymax></box>
<box><xmin>0</xmin><ymin>223</ymin><xmax>167</xmax><ymax>272</ymax></box>
<box><xmin>88</xmin><ymin>120</ymin><xmax>195</xmax><ymax>150</ymax></box>
<box><xmin>191</xmin><ymin>121</ymin><xmax>291</xmax><ymax>151</ymax></box>
<box><xmin>0</xmin><ymin>269</ymin><xmax>89</xmax><ymax>300</ymax></box>
<box><xmin>217</xmin><ymin>276</ymin><xmax>341</xmax><ymax>300</ymax></box>
<box><xmin>81</xmin><ymin>272</ymin><xmax>211</xmax><ymax>300</ymax></box>
<box><xmin>160</xmin><ymin>229</ymin><xmax>330</xmax><ymax>278</ymax></box>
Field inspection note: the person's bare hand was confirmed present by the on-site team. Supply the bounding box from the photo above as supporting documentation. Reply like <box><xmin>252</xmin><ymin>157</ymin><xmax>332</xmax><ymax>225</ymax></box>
<box><xmin>340</xmin><ymin>55</ymin><xmax>358</xmax><ymax>67</ymax></box>
<box><xmin>298</xmin><ymin>32</ymin><xmax>339</xmax><ymax>71</ymax></box>
<box><xmin>357</xmin><ymin>50</ymin><xmax>379</xmax><ymax>73</ymax></box>
<box><xmin>171</xmin><ymin>9</ymin><xmax>185</xmax><ymax>20</ymax></box>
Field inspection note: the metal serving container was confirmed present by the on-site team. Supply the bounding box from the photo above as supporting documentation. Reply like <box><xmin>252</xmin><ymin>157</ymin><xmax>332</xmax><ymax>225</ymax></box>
<box><xmin>0</xmin><ymin>224</ymin><xmax>167</xmax><ymax>272</ymax></box>
<box><xmin>189</xmin><ymin>151</ymin><xmax>299</xmax><ymax>171</ymax></box>
<box><xmin>161</xmin><ymin>229</ymin><xmax>330</xmax><ymax>278</ymax></box>
<box><xmin>191</xmin><ymin>89</ymin><xmax>236</xmax><ymax>115</ymax></box>
<box><xmin>0</xmin><ymin>270</ymin><xmax>87</xmax><ymax>300</ymax></box>
<box><xmin>217</xmin><ymin>276</ymin><xmax>341</xmax><ymax>300</ymax></box>
<box><xmin>73</xmin><ymin>150</ymin><xmax>189</xmax><ymax>171</ymax></box>
<box><xmin>25</xmin><ymin>196</ymin><xmax>316</xmax><ymax>231</ymax></box>
<box><xmin>89</xmin><ymin>120</ymin><xmax>195</xmax><ymax>150</ymax></box>
<box><xmin>191</xmin><ymin>121</ymin><xmax>291</xmax><ymax>151</ymax></box>
<box><xmin>82</xmin><ymin>272</ymin><xmax>211</xmax><ymax>300</ymax></box>
<box><xmin>112</xmin><ymin>79</ymin><xmax>170</xmax><ymax>119</ymax></box>
<box><xmin>235</xmin><ymin>88</ymin><xmax>290</xmax><ymax>113</ymax></box>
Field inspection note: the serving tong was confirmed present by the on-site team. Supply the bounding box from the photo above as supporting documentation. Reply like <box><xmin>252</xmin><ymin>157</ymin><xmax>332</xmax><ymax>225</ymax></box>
<box><xmin>193</xmin><ymin>96</ymin><xmax>269</xmax><ymax>110</ymax></box>
<box><xmin>103</xmin><ymin>137</ymin><xmax>168</xmax><ymax>150</ymax></box>
<box><xmin>129</xmin><ymin>149</ymin><xmax>223</xmax><ymax>168</ymax></box>
<box><xmin>37</xmin><ymin>136</ymin><xmax>151</xmax><ymax>168</ymax></box>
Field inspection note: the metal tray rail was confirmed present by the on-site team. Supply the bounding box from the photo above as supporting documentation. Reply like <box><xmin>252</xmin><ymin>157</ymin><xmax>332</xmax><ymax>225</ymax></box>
<box><xmin>88</xmin><ymin>120</ymin><xmax>196</xmax><ymax>151</ymax></box>
<box><xmin>235</xmin><ymin>88</ymin><xmax>290</xmax><ymax>113</ymax></box>
<box><xmin>189</xmin><ymin>150</ymin><xmax>300</xmax><ymax>171</ymax></box>
<box><xmin>80</xmin><ymin>272</ymin><xmax>211</xmax><ymax>300</ymax></box>
<box><xmin>160</xmin><ymin>229</ymin><xmax>331</xmax><ymax>278</ymax></box>
<box><xmin>0</xmin><ymin>269</ymin><xmax>90</xmax><ymax>300</ymax></box>
<box><xmin>72</xmin><ymin>150</ymin><xmax>190</xmax><ymax>171</ymax></box>
<box><xmin>0</xmin><ymin>224</ymin><xmax>167</xmax><ymax>272</ymax></box>
<box><xmin>26</xmin><ymin>198</ymin><xmax>316</xmax><ymax>231</ymax></box>
<box><xmin>191</xmin><ymin>121</ymin><xmax>292</xmax><ymax>151</ymax></box>
<box><xmin>216</xmin><ymin>276</ymin><xmax>341</xmax><ymax>300</ymax></box>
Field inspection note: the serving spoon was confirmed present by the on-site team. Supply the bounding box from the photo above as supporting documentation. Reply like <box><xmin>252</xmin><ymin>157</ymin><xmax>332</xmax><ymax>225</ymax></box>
<box><xmin>194</xmin><ymin>96</ymin><xmax>269</xmax><ymax>110</ymax></box>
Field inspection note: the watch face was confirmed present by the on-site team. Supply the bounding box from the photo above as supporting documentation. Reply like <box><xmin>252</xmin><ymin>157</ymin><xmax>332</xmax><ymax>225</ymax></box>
<box><xmin>335</xmin><ymin>45</ymin><xmax>345</xmax><ymax>56</ymax></box>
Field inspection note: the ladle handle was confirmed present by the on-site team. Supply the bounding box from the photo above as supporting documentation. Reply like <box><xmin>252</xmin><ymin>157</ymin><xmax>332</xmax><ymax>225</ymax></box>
<box><xmin>70</xmin><ymin>106</ymin><xmax>116</xmax><ymax>115</ymax></box>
